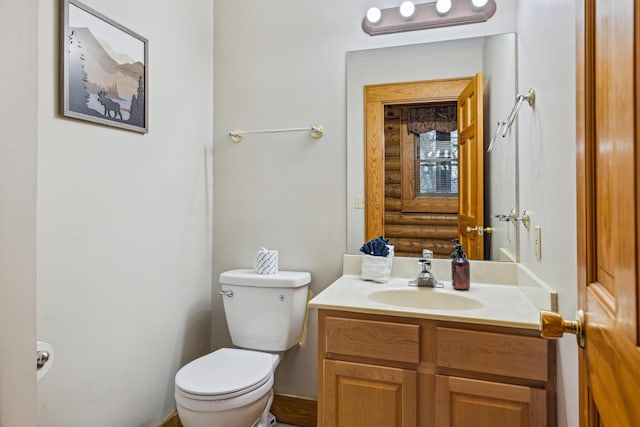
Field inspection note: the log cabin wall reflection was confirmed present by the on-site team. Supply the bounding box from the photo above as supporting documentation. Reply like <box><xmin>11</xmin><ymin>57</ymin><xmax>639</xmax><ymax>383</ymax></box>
<box><xmin>384</xmin><ymin>103</ymin><xmax>459</xmax><ymax>258</ymax></box>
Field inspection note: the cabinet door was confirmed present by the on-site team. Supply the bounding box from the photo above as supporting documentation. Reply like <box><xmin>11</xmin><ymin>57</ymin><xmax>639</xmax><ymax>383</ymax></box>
<box><xmin>435</xmin><ymin>375</ymin><xmax>546</xmax><ymax>427</ymax></box>
<box><xmin>322</xmin><ymin>359</ymin><xmax>416</xmax><ymax>427</ymax></box>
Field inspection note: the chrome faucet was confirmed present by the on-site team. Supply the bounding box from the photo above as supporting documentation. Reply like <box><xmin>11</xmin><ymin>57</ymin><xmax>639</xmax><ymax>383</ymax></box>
<box><xmin>409</xmin><ymin>250</ymin><xmax>443</xmax><ymax>288</ymax></box>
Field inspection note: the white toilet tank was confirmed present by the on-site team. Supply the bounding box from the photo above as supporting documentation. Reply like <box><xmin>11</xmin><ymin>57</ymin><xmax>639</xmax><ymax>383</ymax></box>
<box><xmin>220</xmin><ymin>269</ymin><xmax>311</xmax><ymax>352</ymax></box>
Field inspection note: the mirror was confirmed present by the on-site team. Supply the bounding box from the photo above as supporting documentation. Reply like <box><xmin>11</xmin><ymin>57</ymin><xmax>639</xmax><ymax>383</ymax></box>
<box><xmin>346</xmin><ymin>33</ymin><xmax>518</xmax><ymax>261</ymax></box>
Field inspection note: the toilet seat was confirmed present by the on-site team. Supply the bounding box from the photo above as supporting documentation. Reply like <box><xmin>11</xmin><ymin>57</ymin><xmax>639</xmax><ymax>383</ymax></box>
<box><xmin>175</xmin><ymin>373</ymin><xmax>273</xmax><ymax>413</ymax></box>
<box><xmin>175</xmin><ymin>348</ymin><xmax>274</xmax><ymax>400</ymax></box>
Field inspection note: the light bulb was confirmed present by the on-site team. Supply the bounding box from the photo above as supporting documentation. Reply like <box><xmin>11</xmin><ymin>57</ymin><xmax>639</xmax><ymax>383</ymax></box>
<box><xmin>366</xmin><ymin>7</ymin><xmax>382</xmax><ymax>23</ymax></box>
<box><xmin>399</xmin><ymin>1</ymin><xmax>415</xmax><ymax>18</ymax></box>
<box><xmin>472</xmin><ymin>0</ymin><xmax>489</xmax><ymax>9</ymax></box>
<box><xmin>436</xmin><ymin>0</ymin><xmax>452</xmax><ymax>15</ymax></box>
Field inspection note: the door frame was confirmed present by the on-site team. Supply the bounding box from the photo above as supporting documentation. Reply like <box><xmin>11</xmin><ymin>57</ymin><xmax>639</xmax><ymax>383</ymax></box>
<box><xmin>0</xmin><ymin>0</ymin><xmax>38</xmax><ymax>424</ymax></box>
<box><xmin>575</xmin><ymin>0</ymin><xmax>593</xmax><ymax>421</ymax></box>
<box><xmin>364</xmin><ymin>78</ymin><xmax>471</xmax><ymax>242</ymax></box>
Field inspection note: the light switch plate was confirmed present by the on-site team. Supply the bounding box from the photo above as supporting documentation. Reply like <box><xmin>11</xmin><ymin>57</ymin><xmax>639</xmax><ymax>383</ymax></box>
<box><xmin>534</xmin><ymin>226</ymin><xmax>542</xmax><ymax>261</ymax></box>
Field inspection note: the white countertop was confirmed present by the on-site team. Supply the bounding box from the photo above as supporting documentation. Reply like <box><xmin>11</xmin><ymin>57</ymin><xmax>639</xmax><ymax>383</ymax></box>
<box><xmin>308</xmin><ymin>255</ymin><xmax>557</xmax><ymax>330</ymax></box>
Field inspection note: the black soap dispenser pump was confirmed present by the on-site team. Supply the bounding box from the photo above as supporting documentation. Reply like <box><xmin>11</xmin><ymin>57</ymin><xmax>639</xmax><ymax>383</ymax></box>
<box><xmin>451</xmin><ymin>241</ymin><xmax>470</xmax><ymax>291</ymax></box>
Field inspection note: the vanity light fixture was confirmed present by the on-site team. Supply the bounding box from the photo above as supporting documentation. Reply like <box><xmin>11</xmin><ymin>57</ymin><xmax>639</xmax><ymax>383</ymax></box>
<box><xmin>362</xmin><ymin>0</ymin><xmax>497</xmax><ymax>36</ymax></box>
<box><xmin>471</xmin><ymin>0</ymin><xmax>489</xmax><ymax>9</ymax></box>
<box><xmin>366</xmin><ymin>7</ymin><xmax>382</xmax><ymax>24</ymax></box>
<box><xmin>435</xmin><ymin>0</ymin><xmax>452</xmax><ymax>15</ymax></box>
<box><xmin>399</xmin><ymin>1</ymin><xmax>416</xmax><ymax>18</ymax></box>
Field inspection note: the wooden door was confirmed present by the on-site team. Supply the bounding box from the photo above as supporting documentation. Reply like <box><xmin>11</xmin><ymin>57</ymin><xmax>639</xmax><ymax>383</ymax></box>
<box><xmin>576</xmin><ymin>0</ymin><xmax>640</xmax><ymax>425</ymax></box>
<box><xmin>322</xmin><ymin>359</ymin><xmax>417</xmax><ymax>427</ymax></box>
<box><xmin>457</xmin><ymin>73</ymin><xmax>484</xmax><ymax>259</ymax></box>
<box><xmin>435</xmin><ymin>375</ymin><xmax>546</xmax><ymax>427</ymax></box>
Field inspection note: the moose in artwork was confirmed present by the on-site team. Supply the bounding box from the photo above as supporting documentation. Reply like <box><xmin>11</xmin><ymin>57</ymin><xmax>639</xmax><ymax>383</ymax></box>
<box><xmin>97</xmin><ymin>90</ymin><xmax>123</xmax><ymax>120</ymax></box>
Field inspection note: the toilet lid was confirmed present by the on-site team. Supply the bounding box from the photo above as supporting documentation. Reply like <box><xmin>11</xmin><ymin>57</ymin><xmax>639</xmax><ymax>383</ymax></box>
<box><xmin>175</xmin><ymin>348</ymin><xmax>274</xmax><ymax>398</ymax></box>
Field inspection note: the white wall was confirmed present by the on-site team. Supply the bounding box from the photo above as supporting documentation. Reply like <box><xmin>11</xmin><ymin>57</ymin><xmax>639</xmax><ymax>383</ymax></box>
<box><xmin>0</xmin><ymin>0</ymin><xmax>38</xmax><ymax>425</ymax></box>
<box><xmin>213</xmin><ymin>0</ymin><xmax>516</xmax><ymax>398</ymax></box>
<box><xmin>517</xmin><ymin>1</ymin><xmax>578</xmax><ymax>426</ymax></box>
<box><xmin>35</xmin><ymin>0</ymin><xmax>213</xmax><ymax>425</ymax></box>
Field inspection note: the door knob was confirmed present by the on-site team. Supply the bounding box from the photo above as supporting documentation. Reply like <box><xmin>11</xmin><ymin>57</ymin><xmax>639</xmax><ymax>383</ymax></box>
<box><xmin>465</xmin><ymin>226</ymin><xmax>492</xmax><ymax>235</ymax></box>
<box><xmin>539</xmin><ymin>309</ymin><xmax>585</xmax><ymax>348</ymax></box>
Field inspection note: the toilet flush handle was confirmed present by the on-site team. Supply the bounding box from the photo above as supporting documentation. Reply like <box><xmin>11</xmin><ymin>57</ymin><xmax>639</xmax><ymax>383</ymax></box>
<box><xmin>220</xmin><ymin>290</ymin><xmax>234</xmax><ymax>298</ymax></box>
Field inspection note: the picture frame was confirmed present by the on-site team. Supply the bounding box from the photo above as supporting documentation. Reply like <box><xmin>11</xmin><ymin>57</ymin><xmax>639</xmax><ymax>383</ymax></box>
<box><xmin>61</xmin><ymin>0</ymin><xmax>148</xmax><ymax>133</ymax></box>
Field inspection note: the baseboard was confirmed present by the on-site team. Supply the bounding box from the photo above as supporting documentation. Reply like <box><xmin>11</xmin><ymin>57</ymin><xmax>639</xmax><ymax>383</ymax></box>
<box><xmin>158</xmin><ymin>394</ymin><xmax>318</xmax><ymax>427</ymax></box>
<box><xmin>271</xmin><ymin>393</ymin><xmax>318</xmax><ymax>427</ymax></box>
<box><xmin>157</xmin><ymin>412</ymin><xmax>181</xmax><ymax>427</ymax></box>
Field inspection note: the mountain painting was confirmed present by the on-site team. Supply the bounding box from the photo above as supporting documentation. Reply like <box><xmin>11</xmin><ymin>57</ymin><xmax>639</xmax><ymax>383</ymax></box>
<box><xmin>62</xmin><ymin>0</ymin><xmax>148</xmax><ymax>133</ymax></box>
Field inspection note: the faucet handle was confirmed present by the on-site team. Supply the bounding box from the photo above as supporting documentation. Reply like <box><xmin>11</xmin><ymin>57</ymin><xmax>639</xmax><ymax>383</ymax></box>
<box><xmin>417</xmin><ymin>257</ymin><xmax>432</xmax><ymax>272</ymax></box>
<box><xmin>421</xmin><ymin>249</ymin><xmax>433</xmax><ymax>259</ymax></box>
<box><xmin>412</xmin><ymin>257</ymin><xmax>442</xmax><ymax>288</ymax></box>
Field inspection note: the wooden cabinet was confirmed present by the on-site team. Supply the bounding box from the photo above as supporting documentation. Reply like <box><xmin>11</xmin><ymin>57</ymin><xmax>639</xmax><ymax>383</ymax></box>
<box><xmin>323</xmin><ymin>360</ymin><xmax>416</xmax><ymax>427</ymax></box>
<box><xmin>317</xmin><ymin>310</ymin><xmax>555</xmax><ymax>427</ymax></box>
<box><xmin>435</xmin><ymin>375</ymin><xmax>546</xmax><ymax>427</ymax></box>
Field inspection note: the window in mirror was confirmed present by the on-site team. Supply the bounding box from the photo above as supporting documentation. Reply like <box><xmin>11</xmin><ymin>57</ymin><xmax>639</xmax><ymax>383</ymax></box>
<box><xmin>416</xmin><ymin>129</ymin><xmax>458</xmax><ymax>197</ymax></box>
<box><xmin>399</xmin><ymin>102</ymin><xmax>459</xmax><ymax>214</ymax></box>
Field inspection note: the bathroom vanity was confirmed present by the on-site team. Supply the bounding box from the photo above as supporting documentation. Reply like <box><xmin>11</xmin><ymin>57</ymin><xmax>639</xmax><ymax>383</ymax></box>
<box><xmin>309</xmin><ymin>256</ymin><xmax>557</xmax><ymax>427</ymax></box>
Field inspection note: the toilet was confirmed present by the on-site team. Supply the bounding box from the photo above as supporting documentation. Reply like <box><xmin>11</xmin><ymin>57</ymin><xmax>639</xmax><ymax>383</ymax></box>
<box><xmin>175</xmin><ymin>269</ymin><xmax>311</xmax><ymax>427</ymax></box>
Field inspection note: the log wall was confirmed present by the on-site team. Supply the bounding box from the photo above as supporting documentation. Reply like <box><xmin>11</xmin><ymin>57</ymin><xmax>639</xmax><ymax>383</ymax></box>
<box><xmin>384</xmin><ymin>105</ymin><xmax>458</xmax><ymax>258</ymax></box>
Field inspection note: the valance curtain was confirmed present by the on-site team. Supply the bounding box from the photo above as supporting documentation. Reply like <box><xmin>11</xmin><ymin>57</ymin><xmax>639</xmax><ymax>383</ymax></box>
<box><xmin>407</xmin><ymin>105</ymin><xmax>457</xmax><ymax>134</ymax></box>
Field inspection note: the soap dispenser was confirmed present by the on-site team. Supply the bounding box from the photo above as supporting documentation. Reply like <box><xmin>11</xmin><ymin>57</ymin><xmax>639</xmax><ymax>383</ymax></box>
<box><xmin>451</xmin><ymin>241</ymin><xmax>470</xmax><ymax>291</ymax></box>
<box><xmin>450</xmin><ymin>240</ymin><xmax>462</xmax><ymax>282</ymax></box>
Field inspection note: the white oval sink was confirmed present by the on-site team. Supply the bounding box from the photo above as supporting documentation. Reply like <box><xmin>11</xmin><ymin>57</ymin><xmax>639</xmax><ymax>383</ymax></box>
<box><xmin>367</xmin><ymin>288</ymin><xmax>484</xmax><ymax>310</ymax></box>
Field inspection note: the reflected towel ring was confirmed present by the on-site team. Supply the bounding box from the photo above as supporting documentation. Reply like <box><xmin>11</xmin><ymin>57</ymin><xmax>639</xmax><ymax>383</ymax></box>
<box><xmin>487</xmin><ymin>120</ymin><xmax>507</xmax><ymax>153</ymax></box>
<box><xmin>487</xmin><ymin>89</ymin><xmax>535</xmax><ymax>153</ymax></box>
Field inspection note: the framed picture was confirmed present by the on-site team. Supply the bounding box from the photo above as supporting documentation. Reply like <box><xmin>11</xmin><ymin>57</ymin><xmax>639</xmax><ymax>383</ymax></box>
<box><xmin>61</xmin><ymin>0</ymin><xmax>148</xmax><ymax>133</ymax></box>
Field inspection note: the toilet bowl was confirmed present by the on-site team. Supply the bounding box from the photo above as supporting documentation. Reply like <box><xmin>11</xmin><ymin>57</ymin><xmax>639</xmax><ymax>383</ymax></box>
<box><xmin>175</xmin><ymin>348</ymin><xmax>280</xmax><ymax>427</ymax></box>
